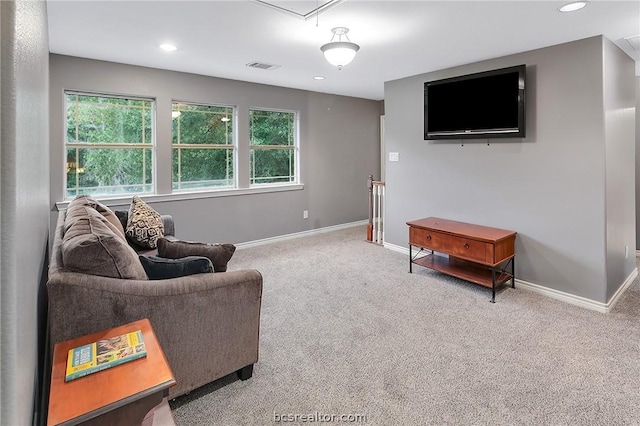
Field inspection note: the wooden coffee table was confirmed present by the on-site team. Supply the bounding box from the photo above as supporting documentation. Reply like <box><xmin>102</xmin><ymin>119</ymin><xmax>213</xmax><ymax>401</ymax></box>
<box><xmin>47</xmin><ymin>318</ymin><xmax>176</xmax><ymax>426</ymax></box>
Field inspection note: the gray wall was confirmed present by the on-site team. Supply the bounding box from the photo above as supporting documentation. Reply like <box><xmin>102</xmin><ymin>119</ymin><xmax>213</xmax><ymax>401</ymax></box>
<box><xmin>49</xmin><ymin>55</ymin><xmax>381</xmax><ymax>244</ymax></box>
<box><xmin>384</xmin><ymin>36</ymin><xmax>635</xmax><ymax>303</ymax></box>
<box><xmin>603</xmin><ymin>38</ymin><xmax>636</xmax><ymax>300</ymax></box>
<box><xmin>0</xmin><ymin>1</ymin><xmax>50</xmax><ymax>424</ymax></box>
<box><xmin>636</xmin><ymin>76</ymin><xmax>640</xmax><ymax>251</ymax></box>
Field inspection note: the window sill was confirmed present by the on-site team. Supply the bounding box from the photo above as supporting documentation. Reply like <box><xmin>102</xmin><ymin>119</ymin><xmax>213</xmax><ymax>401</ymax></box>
<box><xmin>55</xmin><ymin>183</ymin><xmax>305</xmax><ymax>211</ymax></box>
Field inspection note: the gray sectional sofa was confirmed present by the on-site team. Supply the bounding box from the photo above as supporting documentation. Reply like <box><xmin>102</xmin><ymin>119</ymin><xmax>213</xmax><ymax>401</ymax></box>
<box><xmin>47</xmin><ymin>196</ymin><xmax>263</xmax><ymax>398</ymax></box>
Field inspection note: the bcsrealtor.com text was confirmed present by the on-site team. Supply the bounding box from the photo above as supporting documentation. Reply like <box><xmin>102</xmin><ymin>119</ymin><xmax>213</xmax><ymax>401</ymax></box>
<box><xmin>273</xmin><ymin>411</ymin><xmax>367</xmax><ymax>423</ymax></box>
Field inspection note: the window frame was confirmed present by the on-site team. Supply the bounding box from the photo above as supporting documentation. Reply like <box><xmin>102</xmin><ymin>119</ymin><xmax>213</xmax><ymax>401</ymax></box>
<box><xmin>171</xmin><ymin>100</ymin><xmax>238</xmax><ymax>192</ymax></box>
<box><xmin>58</xmin><ymin>93</ymin><xmax>305</xmax><ymax>210</ymax></box>
<box><xmin>63</xmin><ymin>90</ymin><xmax>157</xmax><ymax>200</ymax></box>
<box><xmin>248</xmin><ymin>107</ymin><xmax>300</xmax><ymax>186</ymax></box>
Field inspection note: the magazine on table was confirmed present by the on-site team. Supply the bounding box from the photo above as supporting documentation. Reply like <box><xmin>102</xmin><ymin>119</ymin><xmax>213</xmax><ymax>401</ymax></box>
<box><xmin>65</xmin><ymin>330</ymin><xmax>147</xmax><ymax>382</ymax></box>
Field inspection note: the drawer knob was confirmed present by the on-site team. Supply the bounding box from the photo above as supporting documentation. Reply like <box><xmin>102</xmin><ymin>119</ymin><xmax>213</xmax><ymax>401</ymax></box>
<box><xmin>464</xmin><ymin>243</ymin><xmax>470</xmax><ymax>249</ymax></box>
<box><xmin>426</xmin><ymin>235</ymin><xmax>432</xmax><ymax>241</ymax></box>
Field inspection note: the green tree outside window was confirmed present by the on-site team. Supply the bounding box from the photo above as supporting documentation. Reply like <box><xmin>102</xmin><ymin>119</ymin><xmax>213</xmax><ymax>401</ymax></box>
<box><xmin>65</xmin><ymin>93</ymin><xmax>153</xmax><ymax>198</ymax></box>
<box><xmin>249</xmin><ymin>109</ymin><xmax>297</xmax><ymax>185</ymax></box>
<box><xmin>172</xmin><ymin>103</ymin><xmax>235</xmax><ymax>190</ymax></box>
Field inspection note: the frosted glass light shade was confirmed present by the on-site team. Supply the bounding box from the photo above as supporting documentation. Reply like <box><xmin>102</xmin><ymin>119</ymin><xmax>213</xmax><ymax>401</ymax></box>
<box><xmin>321</xmin><ymin>41</ymin><xmax>360</xmax><ymax>68</ymax></box>
<box><xmin>559</xmin><ymin>1</ymin><xmax>588</xmax><ymax>12</ymax></box>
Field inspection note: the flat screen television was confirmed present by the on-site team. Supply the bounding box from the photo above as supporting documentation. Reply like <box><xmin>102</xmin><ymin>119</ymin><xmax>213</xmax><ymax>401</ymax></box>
<box><xmin>424</xmin><ymin>64</ymin><xmax>526</xmax><ymax>140</ymax></box>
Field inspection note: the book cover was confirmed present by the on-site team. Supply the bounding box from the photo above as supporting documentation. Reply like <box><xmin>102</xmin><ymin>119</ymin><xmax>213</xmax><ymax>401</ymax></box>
<box><xmin>65</xmin><ymin>330</ymin><xmax>147</xmax><ymax>382</ymax></box>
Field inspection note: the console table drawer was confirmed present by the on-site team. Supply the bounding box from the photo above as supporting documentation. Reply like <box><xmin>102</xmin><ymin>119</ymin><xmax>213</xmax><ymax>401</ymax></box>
<box><xmin>410</xmin><ymin>228</ymin><xmax>490</xmax><ymax>263</ymax></box>
<box><xmin>441</xmin><ymin>235</ymin><xmax>489</xmax><ymax>263</ymax></box>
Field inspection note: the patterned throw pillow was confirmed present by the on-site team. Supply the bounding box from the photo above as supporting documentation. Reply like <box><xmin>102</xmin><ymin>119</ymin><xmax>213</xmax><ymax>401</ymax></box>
<box><xmin>125</xmin><ymin>196</ymin><xmax>164</xmax><ymax>249</ymax></box>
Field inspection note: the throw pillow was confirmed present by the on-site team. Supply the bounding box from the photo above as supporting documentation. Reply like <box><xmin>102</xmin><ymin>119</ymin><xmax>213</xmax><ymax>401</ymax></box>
<box><xmin>115</xmin><ymin>210</ymin><xmax>129</xmax><ymax>235</ymax></box>
<box><xmin>138</xmin><ymin>255</ymin><xmax>214</xmax><ymax>280</ymax></box>
<box><xmin>68</xmin><ymin>195</ymin><xmax>126</xmax><ymax>240</ymax></box>
<box><xmin>125</xmin><ymin>196</ymin><xmax>164</xmax><ymax>249</ymax></box>
<box><xmin>156</xmin><ymin>238</ymin><xmax>236</xmax><ymax>272</ymax></box>
<box><xmin>62</xmin><ymin>206</ymin><xmax>148</xmax><ymax>280</ymax></box>
<box><xmin>116</xmin><ymin>210</ymin><xmax>147</xmax><ymax>251</ymax></box>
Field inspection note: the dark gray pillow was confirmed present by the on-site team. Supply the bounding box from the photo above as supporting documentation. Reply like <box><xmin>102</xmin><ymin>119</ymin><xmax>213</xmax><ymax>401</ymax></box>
<box><xmin>156</xmin><ymin>238</ymin><xmax>236</xmax><ymax>272</ymax></box>
<box><xmin>115</xmin><ymin>210</ymin><xmax>129</xmax><ymax>233</ymax></box>
<box><xmin>139</xmin><ymin>255</ymin><xmax>213</xmax><ymax>280</ymax></box>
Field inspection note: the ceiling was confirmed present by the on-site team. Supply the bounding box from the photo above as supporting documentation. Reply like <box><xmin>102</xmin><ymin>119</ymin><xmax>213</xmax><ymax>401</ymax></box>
<box><xmin>47</xmin><ymin>1</ymin><xmax>640</xmax><ymax>101</ymax></box>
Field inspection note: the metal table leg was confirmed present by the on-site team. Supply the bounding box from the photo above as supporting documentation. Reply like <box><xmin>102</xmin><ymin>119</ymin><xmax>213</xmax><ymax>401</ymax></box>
<box><xmin>490</xmin><ymin>268</ymin><xmax>496</xmax><ymax>303</ymax></box>
<box><xmin>512</xmin><ymin>256</ymin><xmax>516</xmax><ymax>288</ymax></box>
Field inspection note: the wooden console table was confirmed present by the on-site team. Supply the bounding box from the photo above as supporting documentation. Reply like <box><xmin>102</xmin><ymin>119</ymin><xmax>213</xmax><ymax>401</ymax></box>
<box><xmin>407</xmin><ymin>217</ymin><xmax>516</xmax><ymax>302</ymax></box>
<box><xmin>48</xmin><ymin>318</ymin><xmax>176</xmax><ymax>426</ymax></box>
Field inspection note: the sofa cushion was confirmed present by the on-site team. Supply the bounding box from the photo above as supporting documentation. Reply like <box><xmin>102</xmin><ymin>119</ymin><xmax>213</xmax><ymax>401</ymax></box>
<box><xmin>67</xmin><ymin>195</ymin><xmax>126</xmax><ymax>240</ymax></box>
<box><xmin>139</xmin><ymin>255</ymin><xmax>214</xmax><ymax>280</ymax></box>
<box><xmin>62</xmin><ymin>206</ymin><xmax>148</xmax><ymax>280</ymax></box>
<box><xmin>125</xmin><ymin>196</ymin><xmax>164</xmax><ymax>249</ymax></box>
<box><xmin>94</xmin><ymin>203</ymin><xmax>126</xmax><ymax>240</ymax></box>
<box><xmin>156</xmin><ymin>238</ymin><xmax>236</xmax><ymax>272</ymax></box>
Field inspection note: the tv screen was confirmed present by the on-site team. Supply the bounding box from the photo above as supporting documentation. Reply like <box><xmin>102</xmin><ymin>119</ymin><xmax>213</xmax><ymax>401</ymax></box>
<box><xmin>424</xmin><ymin>65</ymin><xmax>526</xmax><ymax>140</ymax></box>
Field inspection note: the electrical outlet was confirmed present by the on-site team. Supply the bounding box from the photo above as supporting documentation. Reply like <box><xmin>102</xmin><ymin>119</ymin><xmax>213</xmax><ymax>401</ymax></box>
<box><xmin>303</xmin><ymin>210</ymin><xmax>309</xmax><ymax>219</ymax></box>
<box><xmin>389</xmin><ymin>152</ymin><xmax>399</xmax><ymax>162</ymax></box>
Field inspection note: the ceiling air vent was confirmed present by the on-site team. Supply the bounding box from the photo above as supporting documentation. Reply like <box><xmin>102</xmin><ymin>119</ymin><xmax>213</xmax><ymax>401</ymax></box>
<box><xmin>624</xmin><ymin>35</ymin><xmax>640</xmax><ymax>51</ymax></box>
<box><xmin>246</xmin><ymin>62</ymin><xmax>281</xmax><ymax>71</ymax></box>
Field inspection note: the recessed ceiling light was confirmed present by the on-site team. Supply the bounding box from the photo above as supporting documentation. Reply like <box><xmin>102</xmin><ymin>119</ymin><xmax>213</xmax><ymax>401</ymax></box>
<box><xmin>559</xmin><ymin>1</ymin><xmax>588</xmax><ymax>12</ymax></box>
<box><xmin>160</xmin><ymin>43</ymin><xmax>178</xmax><ymax>51</ymax></box>
<box><xmin>313</xmin><ymin>76</ymin><xmax>325</xmax><ymax>80</ymax></box>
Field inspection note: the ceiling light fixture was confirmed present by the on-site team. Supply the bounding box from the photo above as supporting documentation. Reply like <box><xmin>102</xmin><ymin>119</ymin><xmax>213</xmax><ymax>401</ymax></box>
<box><xmin>160</xmin><ymin>43</ymin><xmax>178</xmax><ymax>51</ymax></box>
<box><xmin>313</xmin><ymin>76</ymin><xmax>325</xmax><ymax>80</ymax></box>
<box><xmin>559</xmin><ymin>1</ymin><xmax>588</xmax><ymax>12</ymax></box>
<box><xmin>320</xmin><ymin>27</ymin><xmax>360</xmax><ymax>70</ymax></box>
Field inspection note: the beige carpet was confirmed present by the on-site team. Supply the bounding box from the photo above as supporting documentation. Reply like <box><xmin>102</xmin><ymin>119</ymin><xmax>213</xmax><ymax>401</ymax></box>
<box><xmin>170</xmin><ymin>226</ymin><xmax>640</xmax><ymax>425</ymax></box>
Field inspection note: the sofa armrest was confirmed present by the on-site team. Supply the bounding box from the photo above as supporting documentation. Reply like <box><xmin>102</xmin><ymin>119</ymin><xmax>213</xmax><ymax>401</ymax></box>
<box><xmin>161</xmin><ymin>215</ymin><xmax>175</xmax><ymax>237</ymax></box>
<box><xmin>47</xmin><ymin>269</ymin><xmax>262</xmax><ymax>397</ymax></box>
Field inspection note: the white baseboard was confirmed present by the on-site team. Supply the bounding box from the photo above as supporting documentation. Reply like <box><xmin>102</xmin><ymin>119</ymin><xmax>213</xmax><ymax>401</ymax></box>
<box><xmin>383</xmin><ymin>242</ymin><xmax>638</xmax><ymax>314</ymax></box>
<box><xmin>604</xmin><ymin>267</ymin><xmax>638</xmax><ymax>312</ymax></box>
<box><xmin>236</xmin><ymin>220</ymin><xmax>368</xmax><ymax>249</ymax></box>
<box><xmin>517</xmin><ymin>268</ymin><xmax>637</xmax><ymax>314</ymax></box>
<box><xmin>383</xmin><ymin>242</ymin><xmax>409</xmax><ymax>255</ymax></box>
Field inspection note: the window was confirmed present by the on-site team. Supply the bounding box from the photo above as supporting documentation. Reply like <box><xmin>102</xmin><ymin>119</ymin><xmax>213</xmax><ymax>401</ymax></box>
<box><xmin>172</xmin><ymin>102</ymin><xmax>235</xmax><ymax>190</ymax></box>
<box><xmin>249</xmin><ymin>109</ymin><xmax>298</xmax><ymax>185</ymax></box>
<box><xmin>62</xmin><ymin>95</ymin><xmax>300</xmax><ymax>203</ymax></box>
<box><xmin>65</xmin><ymin>92</ymin><xmax>154</xmax><ymax>198</ymax></box>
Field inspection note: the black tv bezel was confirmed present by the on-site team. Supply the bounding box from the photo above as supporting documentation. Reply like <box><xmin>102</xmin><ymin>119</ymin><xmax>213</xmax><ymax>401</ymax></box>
<box><xmin>424</xmin><ymin>64</ymin><xmax>526</xmax><ymax>140</ymax></box>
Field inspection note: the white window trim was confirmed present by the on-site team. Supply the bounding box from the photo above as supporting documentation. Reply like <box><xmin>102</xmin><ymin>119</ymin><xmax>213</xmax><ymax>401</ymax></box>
<box><xmin>55</xmin><ymin>183</ymin><xmax>305</xmax><ymax>210</ymax></box>
<box><xmin>172</xmin><ymin>100</ymin><xmax>239</xmax><ymax>191</ymax></box>
<box><xmin>248</xmin><ymin>107</ymin><xmax>300</xmax><ymax>186</ymax></box>
<box><xmin>63</xmin><ymin>90</ymin><xmax>157</xmax><ymax>200</ymax></box>
<box><xmin>60</xmin><ymin>94</ymin><xmax>306</xmax><ymax>210</ymax></box>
